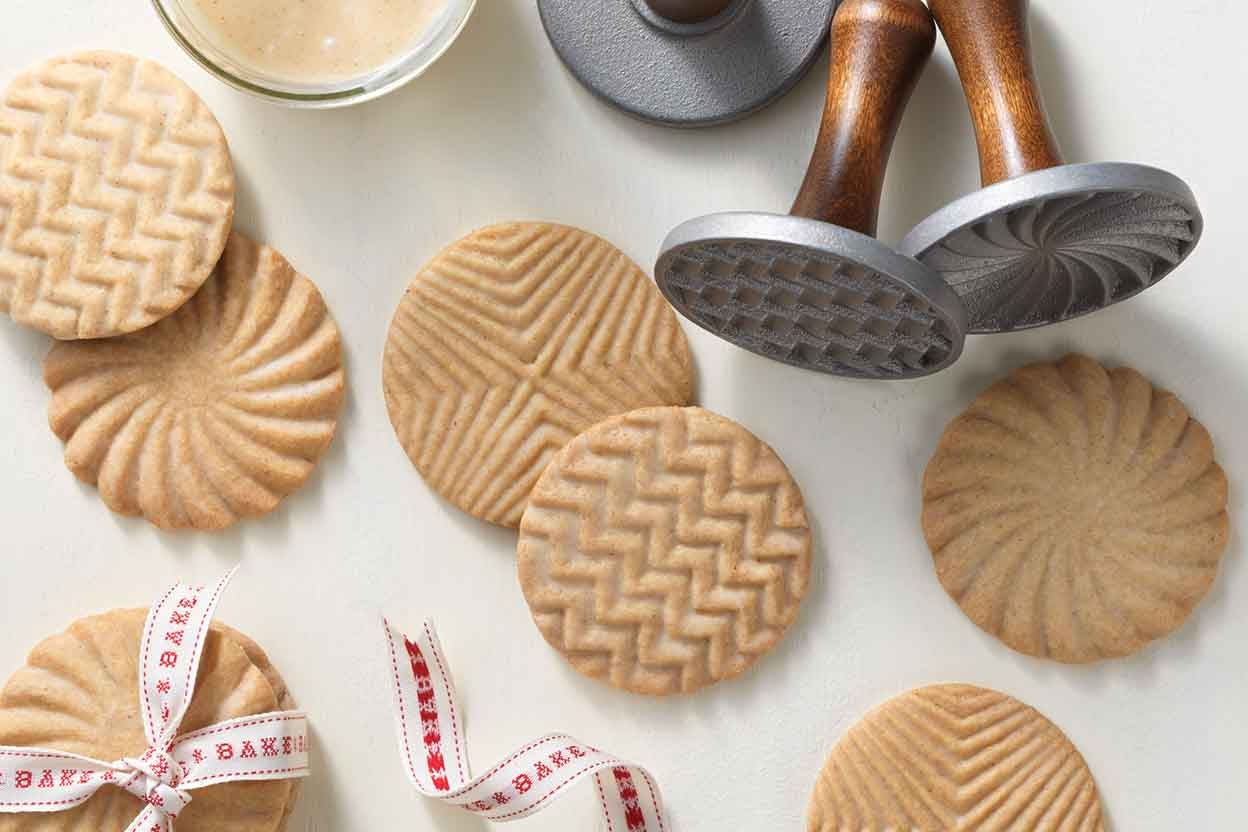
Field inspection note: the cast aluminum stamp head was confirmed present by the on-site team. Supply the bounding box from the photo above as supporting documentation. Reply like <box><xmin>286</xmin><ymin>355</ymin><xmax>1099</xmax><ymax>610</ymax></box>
<box><xmin>656</xmin><ymin>213</ymin><xmax>968</xmax><ymax>379</ymax></box>
<box><xmin>899</xmin><ymin>162</ymin><xmax>1203</xmax><ymax>333</ymax></box>
<box><xmin>537</xmin><ymin>0</ymin><xmax>840</xmax><ymax>127</ymax></box>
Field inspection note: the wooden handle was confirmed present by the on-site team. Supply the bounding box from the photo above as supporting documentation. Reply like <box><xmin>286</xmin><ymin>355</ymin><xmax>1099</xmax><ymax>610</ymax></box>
<box><xmin>928</xmin><ymin>0</ymin><xmax>1064</xmax><ymax>185</ymax></box>
<box><xmin>790</xmin><ymin>0</ymin><xmax>936</xmax><ymax>236</ymax></box>
<box><xmin>644</xmin><ymin>0</ymin><xmax>734</xmax><ymax>23</ymax></box>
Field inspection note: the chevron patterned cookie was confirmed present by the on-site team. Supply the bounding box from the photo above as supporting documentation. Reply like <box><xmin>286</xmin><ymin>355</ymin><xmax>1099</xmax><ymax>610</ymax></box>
<box><xmin>517</xmin><ymin>406</ymin><xmax>812</xmax><ymax>695</ymax></box>
<box><xmin>0</xmin><ymin>51</ymin><xmax>235</xmax><ymax>339</ymax></box>
<box><xmin>0</xmin><ymin>610</ymin><xmax>298</xmax><ymax>832</ymax></box>
<box><xmin>44</xmin><ymin>232</ymin><xmax>345</xmax><ymax>531</ymax></box>
<box><xmin>383</xmin><ymin>222</ymin><xmax>694</xmax><ymax>528</ymax></box>
<box><xmin>807</xmin><ymin>684</ymin><xmax>1105</xmax><ymax>831</ymax></box>
<box><xmin>922</xmin><ymin>354</ymin><xmax>1229</xmax><ymax>663</ymax></box>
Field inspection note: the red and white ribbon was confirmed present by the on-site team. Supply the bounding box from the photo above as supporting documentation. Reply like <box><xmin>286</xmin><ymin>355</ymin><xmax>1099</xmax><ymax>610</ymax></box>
<box><xmin>0</xmin><ymin>569</ymin><xmax>310</xmax><ymax>831</ymax></box>
<box><xmin>384</xmin><ymin>619</ymin><xmax>667</xmax><ymax>830</ymax></box>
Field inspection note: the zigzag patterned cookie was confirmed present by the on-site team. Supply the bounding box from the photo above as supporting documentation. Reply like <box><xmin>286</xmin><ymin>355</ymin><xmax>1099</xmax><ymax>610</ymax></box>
<box><xmin>807</xmin><ymin>684</ymin><xmax>1105</xmax><ymax>831</ymax></box>
<box><xmin>44</xmin><ymin>233</ymin><xmax>345</xmax><ymax>531</ymax></box>
<box><xmin>922</xmin><ymin>354</ymin><xmax>1229</xmax><ymax>663</ymax></box>
<box><xmin>0</xmin><ymin>51</ymin><xmax>235</xmax><ymax>339</ymax></box>
<box><xmin>383</xmin><ymin>222</ymin><xmax>694</xmax><ymax>528</ymax></box>
<box><xmin>517</xmin><ymin>406</ymin><xmax>812</xmax><ymax>695</ymax></box>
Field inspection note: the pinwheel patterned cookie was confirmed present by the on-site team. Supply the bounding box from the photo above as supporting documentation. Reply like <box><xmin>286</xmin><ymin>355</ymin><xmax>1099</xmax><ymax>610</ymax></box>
<box><xmin>0</xmin><ymin>610</ymin><xmax>299</xmax><ymax>831</ymax></box>
<box><xmin>0</xmin><ymin>51</ymin><xmax>235</xmax><ymax>340</ymax></box>
<box><xmin>43</xmin><ymin>232</ymin><xmax>345</xmax><ymax>531</ymax></box>
<box><xmin>922</xmin><ymin>354</ymin><xmax>1230</xmax><ymax>663</ymax></box>
<box><xmin>383</xmin><ymin>222</ymin><xmax>694</xmax><ymax>528</ymax></box>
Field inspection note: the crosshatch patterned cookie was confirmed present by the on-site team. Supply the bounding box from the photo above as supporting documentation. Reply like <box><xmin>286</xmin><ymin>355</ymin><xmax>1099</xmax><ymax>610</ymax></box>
<box><xmin>382</xmin><ymin>222</ymin><xmax>695</xmax><ymax>528</ymax></box>
<box><xmin>517</xmin><ymin>406</ymin><xmax>812</xmax><ymax>695</ymax></box>
<box><xmin>0</xmin><ymin>51</ymin><xmax>235</xmax><ymax>339</ymax></box>
<box><xmin>923</xmin><ymin>354</ymin><xmax>1230</xmax><ymax>663</ymax></box>
<box><xmin>44</xmin><ymin>232</ymin><xmax>345</xmax><ymax>531</ymax></box>
<box><xmin>807</xmin><ymin>684</ymin><xmax>1105</xmax><ymax>831</ymax></box>
<box><xmin>0</xmin><ymin>610</ymin><xmax>298</xmax><ymax>831</ymax></box>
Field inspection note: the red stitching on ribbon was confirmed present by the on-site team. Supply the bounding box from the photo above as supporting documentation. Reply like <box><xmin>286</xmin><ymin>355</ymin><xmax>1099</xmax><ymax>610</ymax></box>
<box><xmin>421</xmin><ymin>622</ymin><xmax>466</xmax><ymax>783</ymax></box>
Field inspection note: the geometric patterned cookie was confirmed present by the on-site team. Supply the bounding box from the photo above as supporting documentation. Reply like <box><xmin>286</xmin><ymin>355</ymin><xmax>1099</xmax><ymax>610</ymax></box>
<box><xmin>0</xmin><ymin>609</ymin><xmax>298</xmax><ymax>832</ymax></box>
<box><xmin>923</xmin><ymin>354</ymin><xmax>1230</xmax><ymax>663</ymax></box>
<box><xmin>518</xmin><ymin>406</ymin><xmax>812</xmax><ymax>695</ymax></box>
<box><xmin>807</xmin><ymin>684</ymin><xmax>1105</xmax><ymax>831</ymax></box>
<box><xmin>44</xmin><ymin>232</ymin><xmax>345</xmax><ymax>531</ymax></box>
<box><xmin>0</xmin><ymin>51</ymin><xmax>235</xmax><ymax>339</ymax></box>
<box><xmin>382</xmin><ymin>222</ymin><xmax>694</xmax><ymax>528</ymax></box>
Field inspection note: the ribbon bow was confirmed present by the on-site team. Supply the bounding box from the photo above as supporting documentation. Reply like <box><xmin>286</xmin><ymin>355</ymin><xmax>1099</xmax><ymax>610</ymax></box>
<box><xmin>385</xmin><ymin>619</ymin><xmax>667</xmax><ymax>830</ymax></box>
<box><xmin>0</xmin><ymin>570</ymin><xmax>310</xmax><ymax>831</ymax></box>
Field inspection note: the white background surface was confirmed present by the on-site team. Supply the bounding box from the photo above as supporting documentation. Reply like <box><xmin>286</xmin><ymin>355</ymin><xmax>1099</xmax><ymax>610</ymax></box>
<box><xmin>0</xmin><ymin>1</ymin><xmax>1244</xmax><ymax>829</ymax></box>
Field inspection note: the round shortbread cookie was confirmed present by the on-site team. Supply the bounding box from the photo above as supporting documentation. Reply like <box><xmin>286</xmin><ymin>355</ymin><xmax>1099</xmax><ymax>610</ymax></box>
<box><xmin>0</xmin><ymin>51</ymin><xmax>235</xmax><ymax>340</ymax></box>
<box><xmin>922</xmin><ymin>354</ymin><xmax>1230</xmax><ymax>663</ymax></box>
<box><xmin>807</xmin><ymin>684</ymin><xmax>1105</xmax><ymax>831</ymax></box>
<box><xmin>44</xmin><ymin>232</ymin><xmax>346</xmax><ymax>531</ymax></box>
<box><xmin>518</xmin><ymin>406</ymin><xmax>812</xmax><ymax>696</ymax></box>
<box><xmin>382</xmin><ymin>222</ymin><xmax>695</xmax><ymax>528</ymax></box>
<box><xmin>0</xmin><ymin>610</ymin><xmax>298</xmax><ymax>832</ymax></box>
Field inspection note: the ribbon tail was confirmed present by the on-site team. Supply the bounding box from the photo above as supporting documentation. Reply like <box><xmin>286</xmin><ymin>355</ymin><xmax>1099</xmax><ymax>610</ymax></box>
<box><xmin>595</xmin><ymin>765</ymin><xmax>667</xmax><ymax>832</ymax></box>
<box><xmin>383</xmin><ymin>617</ymin><xmax>468</xmax><ymax>793</ymax></box>
<box><xmin>382</xmin><ymin>619</ymin><xmax>668</xmax><ymax>828</ymax></box>
<box><xmin>122</xmin><ymin>804</ymin><xmax>172</xmax><ymax>832</ymax></box>
<box><xmin>139</xmin><ymin>568</ymin><xmax>240</xmax><ymax>749</ymax></box>
<box><xmin>0</xmin><ymin>746</ymin><xmax>126</xmax><ymax>813</ymax></box>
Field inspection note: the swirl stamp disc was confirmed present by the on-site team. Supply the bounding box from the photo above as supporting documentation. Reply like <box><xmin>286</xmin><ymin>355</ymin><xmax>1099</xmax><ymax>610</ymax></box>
<box><xmin>0</xmin><ymin>51</ymin><xmax>236</xmax><ymax>339</ymax></box>
<box><xmin>0</xmin><ymin>610</ymin><xmax>298</xmax><ymax>831</ymax></box>
<box><xmin>383</xmin><ymin>222</ymin><xmax>694</xmax><ymax>529</ymax></box>
<box><xmin>922</xmin><ymin>354</ymin><xmax>1230</xmax><ymax>663</ymax></box>
<box><xmin>518</xmin><ymin>406</ymin><xmax>812</xmax><ymax>695</ymax></box>
<box><xmin>44</xmin><ymin>232</ymin><xmax>346</xmax><ymax>531</ymax></box>
<box><xmin>899</xmin><ymin>164</ymin><xmax>1201</xmax><ymax>333</ymax></box>
<box><xmin>807</xmin><ymin>684</ymin><xmax>1105</xmax><ymax>830</ymax></box>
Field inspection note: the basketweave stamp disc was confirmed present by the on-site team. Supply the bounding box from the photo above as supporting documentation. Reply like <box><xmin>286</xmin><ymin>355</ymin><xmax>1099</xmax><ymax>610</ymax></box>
<box><xmin>382</xmin><ymin>222</ymin><xmax>695</xmax><ymax>529</ymax></box>
<box><xmin>0</xmin><ymin>50</ymin><xmax>236</xmax><ymax>340</ymax></box>
<box><xmin>899</xmin><ymin>163</ymin><xmax>1202</xmax><ymax>333</ymax></box>
<box><xmin>43</xmin><ymin>232</ymin><xmax>346</xmax><ymax>532</ymax></box>
<box><xmin>656</xmin><ymin>212</ymin><xmax>967</xmax><ymax>379</ymax></box>
<box><xmin>922</xmin><ymin>354</ymin><xmax>1230</xmax><ymax>663</ymax></box>
<box><xmin>806</xmin><ymin>684</ymin><xmax>1105</xmax><ymax>831</ymax></box>
<box><xmin>517</xmin><ymin>406</ymin><xmax>812</xmax><ymax>696</ymax></box>
<box><xmin>0</xmin><ymin>609</ymin><xmax>298</xmax><ymax>832</ymax></box>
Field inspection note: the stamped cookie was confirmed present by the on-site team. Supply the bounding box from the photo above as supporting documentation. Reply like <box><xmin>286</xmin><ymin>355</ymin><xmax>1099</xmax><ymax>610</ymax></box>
<box><xmin>922</xmin><ymin>354</ymin><xmax>1230</xmax><ymax>663</ymax></box>
<box><xmin>807</xmin><ymin>684</ymin><xmax>1104</xmax><ymax>831</ymax></box>
<box><xmin>44</xmin><ymin>232</ymin><xmax>345</xmax><ymax>531</ymax></box>
<box><xmin>0</xmin><ymin>610</ymin><xmax>298</xmax><ymax>831</ymax></box>
<box><xmin>382</xmin><ymin>222</ymin><xmax>695</xmax><ymax>528</ymax></box>
<box><xmin>0</xmin><ymin>51</ymin><xmax>235</xmax><ymax>339</ymax></box>
<box><xmin>517</xmin><ymin>406</ymin><xmax>812</xmax><ymax>695</ymax></box>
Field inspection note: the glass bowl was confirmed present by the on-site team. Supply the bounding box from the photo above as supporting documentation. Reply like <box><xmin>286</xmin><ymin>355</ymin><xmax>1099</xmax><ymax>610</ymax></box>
<box><xmin>152</xmin><ymin>0</ymin><xmax>477</xmax><ymax>108</ymax></box>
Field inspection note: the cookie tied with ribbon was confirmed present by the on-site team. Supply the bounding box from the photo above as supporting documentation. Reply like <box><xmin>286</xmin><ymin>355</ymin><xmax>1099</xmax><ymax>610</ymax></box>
<box><xmin>0</xmin><ymin>570</ymin><xmax>309</xmax><ymax>831</ymax></box>
<box><xmin>384</xmin><ymin>619</ymin><xmax>667</xmax><ymax>829</ymax></box>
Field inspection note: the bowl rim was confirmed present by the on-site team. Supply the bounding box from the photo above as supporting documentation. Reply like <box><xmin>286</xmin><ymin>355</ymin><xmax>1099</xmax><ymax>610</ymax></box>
<box><xmin>150</xmin><ymin>0</ymin><xmax>478</xmax><ymax>108</ymax></box>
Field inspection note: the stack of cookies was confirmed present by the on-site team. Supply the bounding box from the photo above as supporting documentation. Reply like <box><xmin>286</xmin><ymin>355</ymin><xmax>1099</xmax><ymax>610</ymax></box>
<box><xmin>0</xmin><ymin>51</ymin><xmax>346</xmax><ymax>531</ymax></box>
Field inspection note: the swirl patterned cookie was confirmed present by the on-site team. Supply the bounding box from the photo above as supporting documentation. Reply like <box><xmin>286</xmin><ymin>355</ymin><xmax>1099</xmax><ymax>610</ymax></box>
<box><xmin>922</xmin><ymin>354</ymin><xmax>1230</xmax><ymax>663</ymax></box>
<box><xmin>43</xmin><ymin>232</ymin><xmax>345</xmax><ymax>531</ymax></box>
